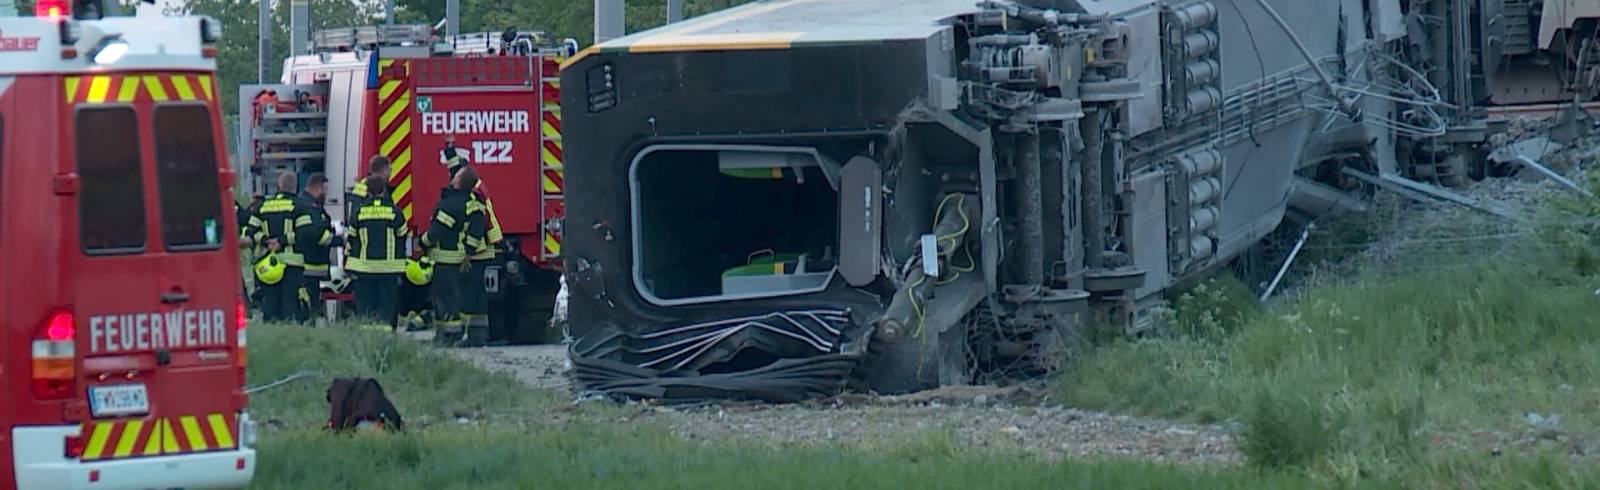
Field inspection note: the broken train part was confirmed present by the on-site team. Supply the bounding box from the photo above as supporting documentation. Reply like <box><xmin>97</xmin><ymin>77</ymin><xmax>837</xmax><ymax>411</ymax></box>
<box><xmin>560</xmin><ymin>0</ymin><xmax>1600</xmax><ymax>401</ymax></box>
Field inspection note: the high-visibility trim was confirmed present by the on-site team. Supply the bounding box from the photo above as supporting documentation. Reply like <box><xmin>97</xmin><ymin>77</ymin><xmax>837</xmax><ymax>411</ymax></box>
<box><xmin>179</xmin><ymin>415</ymin><xmax>209</xmax><ymax>451</ymax></box>
<box><xmin>169</xmin><ymin>75</ymin><xmax>196</xmax><ymax>101</ymax></box>
<box><xmin>379</xmin><ymin>95</ymin><xmax>408</xmax><ymax>132</ymax></box>
<box><xmin>81</xmin><ymin>413</ymin><xmax>235</xmax><ymax>461</ymax></box>
<box><xmin>87</xmin><ymin>75</ymin><xmax>111</xmax><ymax>103</ymax></box>
<box><xmin>143</xmin><ymin>75</ymin><xmax>169</xmax><ymax>101</ymax></box>
<box><xmin>113</xmin><ymin>420</ymin><xmax>144</xmax><ymax>458</ymax></box>
<box><xmin>542</xmin><ymin>169</ymin><xmax>563</xmax><ymax>194</ymax></box>
<box><xmin>116</xmin><ymin>76</ymin><xmax>141</xmax><ymax>102</ymax></box>
<box><xmin>64</xmin><ymin>76</ymin><xmax>81</xmax><ymax>103</ymax></box>
<box><xmin>159</xmin><ymin>418</ymin><xmax>179</xmax><ymax>454</ymax></box>
<box><xmin>83</xmin><ymin>422</ymin><xmax>114</xmax><ymax>460</ymax></box>
<box><xmin>62</xmin><ymin>73</ymin><xmax>215</xmax><ymax>104</ymax></box>
<box><xmin>199</xmin><ymin>75</ymin><xmax>215</xmax><ymax>101</ymax></box>
<box><xmin>375</xmin><ymin>63</ymin><xmax>416</xmax><ymax>222</ymax></box>
<box><xmin>380</xmin><ymin>120</ymin><xmax>410</xmax><ymax>155</ymax></box>
<box><xmin>392</xmin><ymin>172</ymin><xmax>413</xmax><ymax>204</ymax></box>
<box><xmin>206</xmin><ymin>414</ymin><xmax>235</xmax><ymax>448</ymax></box>
<box><xmin>378</xmin><ymin>80</ymin><xmax>401</xmax><ymax>104</ymax></box>
<box><xmin>544</xmin><ymin>232</ymin><xmax>561</xmax><ymax>257</ymax></box>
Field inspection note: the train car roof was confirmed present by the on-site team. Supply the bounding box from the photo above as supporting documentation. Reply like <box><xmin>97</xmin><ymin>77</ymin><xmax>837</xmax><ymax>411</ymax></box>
<box><xmin>597</xmin><ymin>0</ymin><xmax>978</xmax><ymax>54</ymax></box>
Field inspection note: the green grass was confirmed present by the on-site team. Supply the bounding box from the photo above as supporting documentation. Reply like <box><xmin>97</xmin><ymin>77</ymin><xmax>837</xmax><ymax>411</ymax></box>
<box><xmin>246</xmin><ymin>323</ymin><xmax>560</xmax><ymax>427</ymax></box>
<box><xmin>246</xmin><ymin>325</ymin><xmax>1328</xmax><ymax>489</ymax></box>
<box><xmin>1060</xmin><ymin>255</ymin><xmax>1600</xmax><ymax>483</ymax></box>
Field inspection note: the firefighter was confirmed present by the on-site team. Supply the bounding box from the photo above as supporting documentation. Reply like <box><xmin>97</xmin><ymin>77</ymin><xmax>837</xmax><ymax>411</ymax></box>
<box><xmin>346</xmin><ymin>174</ymin><xmax>408</xmax><ymax>329</ymax></box>
<box><xmin>245</xmin><ymin>171</ymin><xmax>313</xmax><ymax>323</ymax></box>
<box><xmin>422</xmin><ymin>165</ymin><xmax>475</xmax><ymax>345</ymax></box>
<box><xmin>350</xmin><ymin>155</ymin><xmax>391</xmax><ymax>201</ymax></box>
<box><xmin>462</xmin><ymin>179</ymin><xmax>495</xmax><ymax>347</ymax></box>
<box><xmin>299</xmin><ymin>173</ymin><xmax>339</xmax><ymax>322</ymax></box>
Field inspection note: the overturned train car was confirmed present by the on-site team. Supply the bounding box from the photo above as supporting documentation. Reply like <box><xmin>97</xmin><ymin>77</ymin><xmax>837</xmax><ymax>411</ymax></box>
<box><xmin>560</xmin><ymin>0</ymin><xmax>1600</xmax><ymax>401</ymax></box>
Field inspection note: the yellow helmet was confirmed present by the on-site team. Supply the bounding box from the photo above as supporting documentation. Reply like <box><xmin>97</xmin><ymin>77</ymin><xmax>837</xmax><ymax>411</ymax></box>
<box><xmin>405</xmin><ymin>257</ymin><xmax>434</xmax><ymax>286</ymax></box>
<box><xmin>254</xmin><ymin>254</ymin><xmax>286</xmax><ymax>285</ymax></box>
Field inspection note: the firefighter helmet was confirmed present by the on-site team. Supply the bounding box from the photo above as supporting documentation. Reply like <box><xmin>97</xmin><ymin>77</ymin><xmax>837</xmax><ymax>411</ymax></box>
<box><xmin>254</xmin><ymin>254</ymin><xmax>286</xmax><ymax>285</ymax></box>
<box><xmin>405</xmin><ymin>257</ymin><xmax>434</xmax><ymax>286</ymax></box>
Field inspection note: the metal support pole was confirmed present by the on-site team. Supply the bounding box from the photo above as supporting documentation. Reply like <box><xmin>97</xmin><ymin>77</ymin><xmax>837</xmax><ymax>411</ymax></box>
<box><xmin>595</xmin><ymin>0</ymin><xmax>625</xmax><ymax>44</ymax></box>
<box><xmin>258</xmin><ymin>0</ymin><xmax>272</xmax><ymax>83</ymax></box>
<box><xmin>667</xmin><ymin>0</ymin><xmax>684</xmax><ymax>22</ymax></box>
<box><xmin>290</xmin><ymin>0</ymin><xmax>309</xmax><ymax>56</ymax></box>
<box><xmin>1015</xmin><ymin>131</ymin><xmax>1045</xmax><ymax>285</ymax></box>
<box><xmin>1260</xmin><ymin>225</ymin><xmax>1312</xmax><ymax>302</ymax></box>
<box><xmin>445</xmin><ymin>0</ymin><xmax>459</xmax><ymax>38</ymax></box>
<box><xmin>1080</xmin><ymin>110</ymin><xmax>1107</xmax><ymax>269</ymax></box>
<box><xmin>384</xmin><ymin>0</ymin><xmax>394</xmax><ymax>25</ymax></box>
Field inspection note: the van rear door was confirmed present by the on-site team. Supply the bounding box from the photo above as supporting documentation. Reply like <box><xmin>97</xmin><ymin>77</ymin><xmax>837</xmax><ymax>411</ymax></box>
<box><xmin>71</xmin><ymin>90</ymin><xmax>243</xmax><ymax>462</ymax></box>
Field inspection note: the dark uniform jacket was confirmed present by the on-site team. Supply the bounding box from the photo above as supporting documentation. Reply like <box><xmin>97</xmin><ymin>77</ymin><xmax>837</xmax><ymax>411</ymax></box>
<box><xmin>245</xmin><ymin>192</ymin><xmax>315</xmax><ymax>267</ymax></box>
<box><xmin>299</xmin><ymin>201</ymin><xmax>336</xmax><ymax>275</ymax></box>
<box><xmin>347</xmin><ymin>195</ymin><xmax>409</xmax><ymax>274</ymax></box>
<box><xmin>422</xmin><ymin>187</ymin><xmax>471</xmax><ymax>265</ymax></box>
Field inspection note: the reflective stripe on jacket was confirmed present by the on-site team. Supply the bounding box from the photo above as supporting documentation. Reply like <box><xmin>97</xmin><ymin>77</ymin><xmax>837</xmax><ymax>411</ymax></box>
<box><xmin>347</xmin><ymin>195</ymin><xmax>409</xmax><ymax>274</ymax></box>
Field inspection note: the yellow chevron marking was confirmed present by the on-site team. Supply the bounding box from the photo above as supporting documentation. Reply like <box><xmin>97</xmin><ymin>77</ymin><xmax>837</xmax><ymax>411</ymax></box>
<box><xmin>83</xmin><ymin>422</ymin><xmax>114</xmax><ymax>460</ymax></box>
<box><xmin>86</xmin><ymin>76</ymin><xmax>111</xmax><ymax>103</ymax></box>
<box><xmin>379</xmin><ymin>94</ymin><xmax>410</xmax><ymax>132</ymax></box>
<box><xmin>142</xmin><ymin>75</ymin><xmax>169</xmax><ymax>101</ymax></box>
<box><xmin>391</xmin><ymin>147</ymin><xmax>412</xmax><ymax>175</ymax></box>
<box><xmin>199</xmin><ymin>75</ymin><xmax>214</xmax><ymax>101</ymax></box>
<box><xmin>542</xmin><ymin>175</ymin><xmax>559</xmax><ymax>193</ymax></box>
<box><xmin>392</xmin><ymin>176</ymin><xmax>412</xmax><ymax>203</ymax></box>
<box><xmin>542</xmin><ymin>147</ymin><xmax>565</xmax><ymax>170</ymax></box>
<box><xmin>380</xmin><ymin>120</ymin><xmax>411</xmax><ymax>155</ymax></box>
<box><xmin>541</xmin><ymin>122</ymin><xmax>561</xmax><ymax>141</ymax></box>
<box><xmin>378</xmin><ymin>80</ymin><xmax>401</xmax><ymax>103</ymax></box>
<box><xmin>180</xmin><ymin>416</ymin><xmax>209</xmax><ymax>451</ymax></box>
<box><xmin>402</xmin><ymin>204</ymin><xmax>413</xmax><ymax>221</ymax></box>
<box><xmin>114</xmin><ymin>420</ymin><xmax>145</xmax><ymax>458</ymax></box>
<box><xmin>544</xmin><ymin>233</ymin><xmax>561</xmax><ymax>255</ymax></box>
<box><xmin>160</xmin><ymin>418</ymin><xmax>180</xmax><ymax>454</ymax></box>
<box><xmin>170</xmin><ymin>75</ymin><xmax>196</xmax><ymax>101</ymax></box>
<box><xmin>116</xmin><ymin>76</ymin><xmax>142</xmax><ymax>103</ymax></box>
<box><xmin>64</xmin><ymin>76</ymin><xmax>80</xmax><ymax>103</ymax></box>
<box><xmin>142</xmin><ymin>420</ymin><xmax>163</xmax><ymax>456</ymax></box>
<box><xmin>207</xmin><ymin>414</ymin><xmax>235</xmax><ymax>448</ymax></box>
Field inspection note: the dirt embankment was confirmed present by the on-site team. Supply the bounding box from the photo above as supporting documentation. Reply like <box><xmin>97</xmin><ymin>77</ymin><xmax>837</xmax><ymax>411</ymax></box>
<box><xmin>448</xmin><ymin>346</ymin><xmax>1240</xmax><ymax>465</ymax></box>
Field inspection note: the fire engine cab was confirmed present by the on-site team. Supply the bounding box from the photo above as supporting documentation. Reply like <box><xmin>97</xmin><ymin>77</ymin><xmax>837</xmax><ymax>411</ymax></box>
<box><xmin>240</xmin><ymin>26</ymin><xmax>574</xmax><ymax>342</ymax></box>
<box><xmin>0</xmin><ymin>1</ymin><xmax>255</xmax><ymax>489</ymax></box>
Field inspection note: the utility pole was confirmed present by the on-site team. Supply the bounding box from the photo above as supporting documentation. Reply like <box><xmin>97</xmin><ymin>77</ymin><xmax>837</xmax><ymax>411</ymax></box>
<box><xmin>667</xmin><ymin>0</ymin><xmax>682</xmax><ymax>22</ymax></box>
<box><xmin>290</xmin><ymin>0</ymin><xmax>309</xmax><ymax>55</ymax></box>
<box><xmin>445</xmin><ymin>0</ymin><xmax>459</xmax><ymax>37</ymax></box>
<box><xmin>595</xmin><ymin>0</ymin><xmax>624</xmax><ymax>44</ymax></box>
<box><xmin>384</xmin><ymin>0</ymin><xmax>393</xmax><ymax>25</ymax></box>
<box><xmin>258</xmin><ymin>0</ymin><xmax>272</xmax><ymax>82</ymax></box>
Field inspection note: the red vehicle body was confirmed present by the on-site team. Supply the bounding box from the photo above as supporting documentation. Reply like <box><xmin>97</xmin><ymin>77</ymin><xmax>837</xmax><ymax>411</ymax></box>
<box><xmin>0</xmin><ymin>9</ymin><xmax>255</xmax><ymax>490</ymax></box>
<box><xmin>248</xmin><ymin>29</ymin><xmax>570</xmax><ymax>340</ymax></box>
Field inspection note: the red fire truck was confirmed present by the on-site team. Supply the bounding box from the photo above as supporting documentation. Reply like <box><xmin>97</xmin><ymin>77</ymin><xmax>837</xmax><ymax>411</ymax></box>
<box><xmin>0</xmin><ymin>1</ymin><xmax>255</xmax><ymax>488</ymax></box>
<box><xmin>241</xmin><ymin>26</ymin><xmax>574</xmax><ymax>342</ymax></box>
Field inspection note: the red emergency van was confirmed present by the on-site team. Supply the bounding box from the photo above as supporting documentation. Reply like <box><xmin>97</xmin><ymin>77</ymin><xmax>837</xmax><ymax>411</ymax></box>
<box><xmin>0</xmin><ymin>3</ymin><xmax>255</xmax><ymax>489</ymax></box>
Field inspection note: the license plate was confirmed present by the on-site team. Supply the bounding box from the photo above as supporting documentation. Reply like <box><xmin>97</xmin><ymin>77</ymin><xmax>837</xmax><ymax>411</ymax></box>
<box><xmin>89</xmin><ymin>384</ymin><xmax>150</xmax><ymax>418</ymax></box>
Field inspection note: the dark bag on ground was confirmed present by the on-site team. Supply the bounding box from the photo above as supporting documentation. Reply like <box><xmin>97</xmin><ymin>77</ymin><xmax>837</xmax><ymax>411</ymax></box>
<box><xmin>326</xmin><ymin>377</ymin><xmax>404</xmax><ymax>431</ymax></box>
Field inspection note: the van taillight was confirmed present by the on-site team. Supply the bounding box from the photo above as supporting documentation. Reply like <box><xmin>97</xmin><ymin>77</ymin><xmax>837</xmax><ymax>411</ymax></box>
<box><xmin>236</xmin><ymin>299</ymin><xmax>248</xmax><ymax>368</ymax></box>
<box><xmin>32</xmin><ymin>310</ymin><xmax>76</xmax><ymax>400</ymax></box>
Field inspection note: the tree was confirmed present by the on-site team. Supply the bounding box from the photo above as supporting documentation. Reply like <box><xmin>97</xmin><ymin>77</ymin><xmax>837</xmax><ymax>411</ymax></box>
<box><xmin>175</xmin><ymin>0</ymin><xmax>377</xmax><ymax>116</ymax></box>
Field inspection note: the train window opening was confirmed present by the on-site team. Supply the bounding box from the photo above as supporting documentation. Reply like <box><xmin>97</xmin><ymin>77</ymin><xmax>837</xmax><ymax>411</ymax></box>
<box><xmin>631</xmin><ymin>146</ymin><xmax>839</xmax><ymax>306</ymax></box>
<box><xmin>76</xmin><ymin>107</ymin><xmax>147</xmax><ymax>254</ymax></box>
<box><xmin>154</xmin><ymin>104</ymin><xmax>224</xmax><ymax>251</ymax></box>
